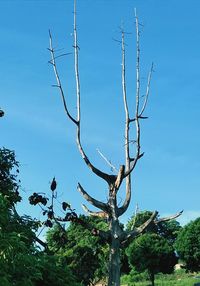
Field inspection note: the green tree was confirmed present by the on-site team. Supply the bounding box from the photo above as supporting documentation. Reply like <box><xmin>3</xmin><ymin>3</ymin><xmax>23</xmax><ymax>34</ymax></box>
<box><xmin>0</xmin><ymin>148</ymin><xmax>21</xmax><ymax>206</ymax></box>
<box><xmin>46</xmin><ymin>216</ymin><xmax>109</xmax><ymax>285</ymax></box>
<box><xmin>0</xmin><ymin>193</ymin><xmax>41</xmax><ymax>285</ymax></box>
<box><xmin>175</xmin><ymin>217</ymin><xmax>200</xmax><ymax>272</ymax></box>
<box><xmin>34</xmin><ymin>254</ymin><xmax>80</xmax><ymax>286</ymax></box>
<box><xmin>0</xmin><ymin>148</ymin><xmax>80</xmax><ymax>286</ymax></box>
<box><xmin>126</xmin><ymin>233</ymin><xmax>178</xmax><ymax>286</ymax></box>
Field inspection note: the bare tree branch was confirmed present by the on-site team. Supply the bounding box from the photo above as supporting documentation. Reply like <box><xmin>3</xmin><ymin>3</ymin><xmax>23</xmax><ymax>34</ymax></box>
<box><xmin>73</xmin><ymin>1</ymin><xmax>118</xmax><ymax>185</ymax></box>
<box><xmin>121</xmin><ymin>211</ymin><xmax>158</xmax><ymax>244</ymax></box>
<box><xmin>115</xmin><ymin>165</ymin><xmax>125</xmax><ymax>190</ymax></box>
<box><xmin>77</xmin><ymin>183</ymin><xmax>109</xmax><ymax>213</ymax></box>
<box><xmin>117</xmin><ymin>14</ymin><xmax>145</xmax><ymax>216</ymax></box>
<box><xmin>35</xmin><ymin>236</ymin><xmax>48</xmax><ymax>251</ymax></box>
<box><xmin>49</xmin><ymin>3</ymin><xmax>119</xmax><ymax>186</ymax></box>
<box><xmin>48</xmin><ymin>30</ymin><xmax>78</xmax><ymax>125</ymax></box>
<box><xmin>133</xmin><ymin>8</ymin><xmax>142</xmax><ymax>168</ymax></box>
<box><xmin>82</xmin><ymin>204</ymin><xmax>109</xmax><ymax>219</ymax></box>
<box><xmin>130</xmin><ymin>203</ymin><xmax>139</xmax><ymax>230</ymax></box>
<box><xmin>139</xmin><ymin>62</ymin><xmax>154</xmax><ymax>117</ymax></box>
<box><xmin>121</xmin><ymin>29</ymin><xmax>131</xmax><ymax>214</ymax></box>
<box><xmin>96</xmin><ymin>148</ymin><xmax>117</xmax><ymax>173</ymax></box>
<box><xmin>155</xmin><ymin>210</ymin><xmax>183</xmax><ymax>224</ymax></box>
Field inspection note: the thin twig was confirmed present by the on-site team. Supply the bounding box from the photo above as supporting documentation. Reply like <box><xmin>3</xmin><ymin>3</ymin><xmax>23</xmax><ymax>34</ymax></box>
<box><xmin>96</xmin><ymin>148</ymin><xmax>117</xmax><ymax>173</ymax></box>
<box><xmin>74</xmin><ymin>0</ymin><xmax>81</xmax><ymax>124</ymax></box>
<box><xmin>48</xmin><ymin>30</ymin><xmax>77</xmax><ymax>125</ymax></box>
<box><xmin>131</xmin><ymin>203</ymin><xmax>139</xmax><ymax>230</ymax></box>
<box><xmin>53</xmin><ymin>52</ymin><xmax>72</xmax><ymax>61</ymax></box>
<box><xmin>139</xmin><ymin>62</ymin><xmax>154</xmax><ymax>116</ymax></box>
<box><xmin>134</xmin><ymin>8</ymin><xmax>141</xmax><ymax>162</ymax></box>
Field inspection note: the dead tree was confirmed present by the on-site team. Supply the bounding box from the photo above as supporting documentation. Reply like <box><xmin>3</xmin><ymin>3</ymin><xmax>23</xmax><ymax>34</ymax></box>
<box><xmin>48</xmin><ymin>2</ymin><xmax>182</xmax><ymax>285</ymax></box>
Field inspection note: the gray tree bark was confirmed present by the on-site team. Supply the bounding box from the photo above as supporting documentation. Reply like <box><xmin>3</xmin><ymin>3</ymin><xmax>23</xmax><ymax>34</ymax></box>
<box><xmin>108</xmin><ymin>222</ymin><xmax>121</xmax><ymax>286</ymax></box>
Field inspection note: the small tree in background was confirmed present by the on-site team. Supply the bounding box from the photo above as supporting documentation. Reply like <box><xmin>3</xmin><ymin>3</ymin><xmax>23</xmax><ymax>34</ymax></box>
<box><xmin>125</xmin><ymin>211</ymin><xmax>180</xmax><ymax>286</ymax></box>
<box><xmin>175</xmin><ymin>217</ymin><xmax>200</xmax><ymax>272</ymax></box>
<box><xmin>126</xmin><ymin>233</ymin><xmax>178</xmax><ymax>286</ymax></box>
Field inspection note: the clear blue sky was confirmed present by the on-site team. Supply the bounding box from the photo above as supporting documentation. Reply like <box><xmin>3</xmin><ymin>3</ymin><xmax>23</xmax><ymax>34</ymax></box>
<box><xmin>1</xmin><ymin>0</ymin><xmax>200</xmax><ymax>226</ymax></box>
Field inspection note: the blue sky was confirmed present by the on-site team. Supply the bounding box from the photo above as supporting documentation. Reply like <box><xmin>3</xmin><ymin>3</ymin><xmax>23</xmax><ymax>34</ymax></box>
<box><xmin>1</xmin><ymin>0</ymin><xmax>200</xmax><ymax>227</ymax></box>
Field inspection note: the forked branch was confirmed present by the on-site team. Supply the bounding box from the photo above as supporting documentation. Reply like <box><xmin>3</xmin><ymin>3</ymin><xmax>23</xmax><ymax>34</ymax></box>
<box><xmin>121</xmin><ymin>211</ymin><xmax>158</xmax><ymax>244</ymax></box>
<box><xmin>49</xmin><ymin>1</ymin><xmax>119</xmax><ymax>186</ymax></box>
<box><xmin>118</xmin><ymin>10</ymin><xmax>154</xmax><ymax>217</ymax></box>
<box><xmin>73</xmin><ymin>1</ymin><xmax>117</xmax><ymax>185</ymax></box>
<box><xmin>48</xmin><ymin>30</ymin><xmax>77</xmax><ymax>125</ymax></box>
<box><xmin>131</xmin><ymin>8</ymin><xmax>142</xmax><ymax>170</ymax></box>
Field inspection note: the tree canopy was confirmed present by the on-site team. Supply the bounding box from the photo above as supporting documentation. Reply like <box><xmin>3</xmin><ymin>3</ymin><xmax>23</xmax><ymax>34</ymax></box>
<box><xmin>126</xmin><ymin>233</ymin><xmax>178</xmax><ymax>286</ymax></box>
<box><xmin>46</xmin><ymin>216</ymin><xmax>109</xmax><ymax>285</ymax></box>
<box><xmin>125</xmin><ymin>211</ymin><xmax>181</xmax><ymax>286</ymax></box>
<box><xmin>175</xmin><ymin>217</ymin><xmax>200</xmax><ymax>272</ymax></box>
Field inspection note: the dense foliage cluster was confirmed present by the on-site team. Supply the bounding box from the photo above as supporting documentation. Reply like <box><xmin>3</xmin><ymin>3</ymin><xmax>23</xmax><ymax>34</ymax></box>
<box><xmin>125</xmin><ymin>211</ymin><xmax>180</xmax><ymax>286</ymax></box>
<box><xmin>175</xmin><ymin>218</ymin><xmax>200</xmax><ymax>272</ymax></box>
<box><xmin>0</xmin><ymin>148</ymin><xmax>80</xmax><ymax>286</ymax></box>
<box><xmin>126</xmin><ymin>233</ymin><xmax>178</xmax><ymax>286</ymax></box>
<box><xmin>46</xmin><ymin>216</ymin><xmax>109</xmax><ymax>286</ymax></box>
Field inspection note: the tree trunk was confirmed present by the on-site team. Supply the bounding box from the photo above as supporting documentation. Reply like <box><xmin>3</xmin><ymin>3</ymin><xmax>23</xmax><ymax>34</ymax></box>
<box><xmin>108</xmin><ymin>237</ymin><xmax>121</xmax><ymax>286</ymax></box>
<box><xmin>107</xmin><ymin>214</ymin><xmax>124</xmax><ymax>286</ymax></box>
<box><xmin>149</xmin><ymin>272</ymin><xmax>155</xmax><ymax>286</ymax></box>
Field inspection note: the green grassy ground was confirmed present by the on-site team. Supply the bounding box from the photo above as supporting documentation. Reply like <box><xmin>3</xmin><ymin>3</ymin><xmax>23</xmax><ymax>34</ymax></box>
<box><xmin>121</xmin><ymin>270</ymin><xmax>200</xmax><ymax>286</ymax></box>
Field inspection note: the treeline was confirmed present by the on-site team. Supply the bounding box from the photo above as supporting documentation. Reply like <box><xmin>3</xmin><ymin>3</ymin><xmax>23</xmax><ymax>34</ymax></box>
<box><xmin>0</xmin><ymin>147</ymin><xmax>200</xmax><ymax>286</ymax></box>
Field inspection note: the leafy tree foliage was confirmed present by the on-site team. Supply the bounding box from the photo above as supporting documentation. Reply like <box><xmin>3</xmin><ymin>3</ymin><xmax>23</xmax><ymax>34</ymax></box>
<box><xmin>175</xmin><ymin>217</ymin><xmax>200</xmax><ymax>272</ymax></box>
<box><xmin>46</xmin><ymin>216</ymin><xmax>109</xmax><ymax>285</ymax></box>
<box><xmin>0</xmin><ymin>193</ymin><xmax>40</xmax><ymax>285</ymax></box>
<box><xmin>0</xmin><ymin>148</ymin><xmax>21</xmax><ymax>205</ymax></box>
<box><xmin>126</xmin><ymin>233</ymin><xmax>178</xmax><ymax>286</ymax></box>
<box><xmin>33</xmin><ymin>254</ymin><xmax>80</xmax><ymax>286</ymax></box>
<box><xmin>0</xmin><ymin>148</ymin><xmax>80</xmax><ymax>286</ymax></box>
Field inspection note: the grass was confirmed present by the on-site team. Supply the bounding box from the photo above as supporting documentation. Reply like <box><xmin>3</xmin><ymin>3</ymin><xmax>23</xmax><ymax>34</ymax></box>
<box><xmin>121</xmin><ymin>270</ymin><xmax>200</xmax><ymax>286</ymax></box>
